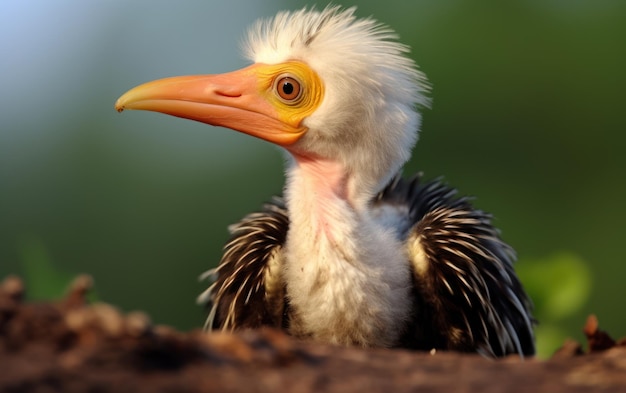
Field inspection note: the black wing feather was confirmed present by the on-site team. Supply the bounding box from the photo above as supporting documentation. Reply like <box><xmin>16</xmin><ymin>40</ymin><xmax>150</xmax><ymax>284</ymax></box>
<box><xmin>377</xmin><ymin>174</ymin><xmax>535</xmax><ymax>356</ymax></box>
<box><xmin>200</xmin><ymin>197</ymin><xmax>289</xmax><ymax>331</ymax></box>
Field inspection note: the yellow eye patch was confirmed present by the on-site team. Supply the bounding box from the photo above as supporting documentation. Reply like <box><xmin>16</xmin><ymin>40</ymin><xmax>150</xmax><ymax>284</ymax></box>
<box><xmin>254</xmin><ymin>61</ymin><xmax>324</xmax><ymax>128</ymax></box>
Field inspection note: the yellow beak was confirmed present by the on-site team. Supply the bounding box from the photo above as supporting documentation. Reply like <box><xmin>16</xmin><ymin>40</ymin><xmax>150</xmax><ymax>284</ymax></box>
<box><xmin>115</xmin><ymin>64</ymin><xmax>306</xmax><ymax>146</ymax></box>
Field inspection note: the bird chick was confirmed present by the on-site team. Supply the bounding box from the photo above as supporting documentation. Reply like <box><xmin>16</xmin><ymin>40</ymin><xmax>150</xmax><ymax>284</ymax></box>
<box><xmin>116</xmin><ymin>6</ymin><xmax>535</xmax><ymax>357</ymax></box>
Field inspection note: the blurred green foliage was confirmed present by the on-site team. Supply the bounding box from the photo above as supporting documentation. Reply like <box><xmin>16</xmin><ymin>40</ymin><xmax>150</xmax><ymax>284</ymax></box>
<box><xmin>1</xmin><ymin>0</ymin><xmax>624</xmax><ymax>357</ymax></box>
<box><xmin>517</xmin><ymin>252</ymin><xmax>592</xmax><ymax>357</ymax></box>
<box><xmin>18</xmin><ymin>236</ymin><xmax>75</xmax><ymax>301</ymax></box>
<box><xmin>18</xmin><ymin>236</ymin><xmax>99</xmax><ymax>303</ymax></box>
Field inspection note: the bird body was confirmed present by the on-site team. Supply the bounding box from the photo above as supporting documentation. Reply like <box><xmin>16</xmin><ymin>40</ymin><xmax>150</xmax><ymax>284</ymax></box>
<box><xmin>116</xmin><ymin>6</ymin><xmax>535</xmax><ymax>357</ymax></box>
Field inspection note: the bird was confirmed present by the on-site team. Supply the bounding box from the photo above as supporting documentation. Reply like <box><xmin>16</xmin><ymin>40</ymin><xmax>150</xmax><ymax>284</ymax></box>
<box><xmin>115</xmin><ymin>6</ymin><xmax>535</xmax><ymax>357</ymax></box>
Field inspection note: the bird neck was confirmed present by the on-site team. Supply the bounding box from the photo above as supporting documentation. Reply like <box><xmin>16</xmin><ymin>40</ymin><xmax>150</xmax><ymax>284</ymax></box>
<box><xmin>285</xmin><ymin>154</ymin><xmax>352</xmax><ymax>241</ymax></box>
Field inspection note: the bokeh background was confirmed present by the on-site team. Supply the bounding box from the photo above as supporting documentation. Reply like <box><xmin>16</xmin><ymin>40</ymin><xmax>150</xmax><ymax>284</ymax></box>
<box><xmin>1</xmin><ymin>0</ymin><xmax>624</xmax><ymax>358</ymax></box>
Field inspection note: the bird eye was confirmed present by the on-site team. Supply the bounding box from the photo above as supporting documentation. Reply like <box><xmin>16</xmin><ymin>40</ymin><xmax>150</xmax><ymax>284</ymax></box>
<box><xmin>275</xmin><ymin>76</ymin><xmax>302</xmax><ymax>103</ymax></box>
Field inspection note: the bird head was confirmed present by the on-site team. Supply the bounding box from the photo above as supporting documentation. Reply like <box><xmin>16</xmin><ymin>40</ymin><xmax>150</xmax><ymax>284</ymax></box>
<box><xmin>116</xmin><ymin>6</ymin><xmax>429</xmax><ymax>199</ymax></box>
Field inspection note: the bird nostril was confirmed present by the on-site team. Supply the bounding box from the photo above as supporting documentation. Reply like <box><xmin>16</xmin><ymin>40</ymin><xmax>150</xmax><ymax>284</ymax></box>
<box><xmin>214</xmin><ymin>88</ymin><xmax>242</xmax><ymax>98</ymax></box>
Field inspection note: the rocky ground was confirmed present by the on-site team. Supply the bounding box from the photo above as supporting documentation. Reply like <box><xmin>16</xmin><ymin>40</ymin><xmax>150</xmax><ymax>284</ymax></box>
<box><xmin>1</xmin><ymin>275</ymin><xmax>625</xmax><ymax>393</ymax></box>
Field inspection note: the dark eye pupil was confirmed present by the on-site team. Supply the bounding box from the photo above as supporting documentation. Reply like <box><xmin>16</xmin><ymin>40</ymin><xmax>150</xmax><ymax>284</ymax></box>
<box><xmin>276</xmin><ymin>76</ymin><xmax>301</xmax><ymax>102</ymax></box>
<box><xmin>282</xmin><ymin>82</ymin><xmax>294</xmax><ymax>95</ymax></box>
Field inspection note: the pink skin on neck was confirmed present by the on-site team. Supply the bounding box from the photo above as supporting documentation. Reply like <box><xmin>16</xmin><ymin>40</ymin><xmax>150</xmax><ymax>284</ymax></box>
<box><xmin>292</xmin><ymin>153</ymin><xmax>348</xmax><ymax>200</ymax></box>
<box><xmin>289</xmin><ymin>153</ymin><xmax>351</xmax><ymax>242</ymax></box>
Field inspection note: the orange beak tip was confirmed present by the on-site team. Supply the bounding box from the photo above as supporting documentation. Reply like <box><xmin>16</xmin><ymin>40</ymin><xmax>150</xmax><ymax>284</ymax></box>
<box><xmin>114</xmin><ymin>98</ymin><xmax>125</xmax><ymax>113</ymax></box>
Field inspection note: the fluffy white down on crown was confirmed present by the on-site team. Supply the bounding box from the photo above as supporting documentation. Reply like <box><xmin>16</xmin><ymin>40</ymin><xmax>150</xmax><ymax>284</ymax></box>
<box><xmin>244</xmin><ymin>6</ymin><xmax>430</xmax><ymax>199</ymax></box>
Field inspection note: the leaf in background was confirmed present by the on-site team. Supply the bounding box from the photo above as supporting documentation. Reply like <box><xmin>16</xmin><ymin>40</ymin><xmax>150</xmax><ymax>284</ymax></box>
<box><xmin>517</xmin><ymin>252</ymin><xmax>591</xmax><ymax>322</ymax></box>
<box><xmin>18</xmin><ymin>235</ymin><xmax>97</xmax><ymax>302</ymax></box>
<box><xmin>517</xmin><ymin>252</ymin><xmax>592</xmax><ymax>358</ymax></box>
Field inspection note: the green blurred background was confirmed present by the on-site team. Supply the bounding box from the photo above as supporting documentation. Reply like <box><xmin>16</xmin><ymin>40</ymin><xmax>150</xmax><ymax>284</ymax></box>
<box><xmin>1</xmin><ymin>0</ymin><xmax>624</xmax><ymax>357</ymax></box>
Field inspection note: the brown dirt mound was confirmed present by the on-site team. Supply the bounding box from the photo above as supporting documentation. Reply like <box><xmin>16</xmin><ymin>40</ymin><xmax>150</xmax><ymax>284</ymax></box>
<box><xmin>1</xmin><ymin>275</ymin><xmax>625</xmax><ymax>393</ymax></box>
